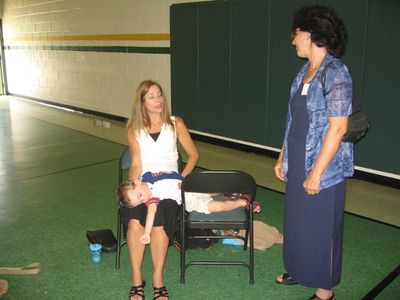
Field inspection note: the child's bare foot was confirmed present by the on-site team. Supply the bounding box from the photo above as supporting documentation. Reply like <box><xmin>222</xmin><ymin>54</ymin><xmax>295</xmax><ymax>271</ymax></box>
<box><xmin>250</xmin><ymin>201</ymin><xmax>262</xmax><ymax>213</ymax></box>
<box><xmin>241</xmin><ymin>199</ymin><xmax>262</xmax><ymax>213</ymax></box>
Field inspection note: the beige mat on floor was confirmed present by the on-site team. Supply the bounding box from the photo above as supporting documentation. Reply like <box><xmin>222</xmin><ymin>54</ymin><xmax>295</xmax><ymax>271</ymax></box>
<box><xmin>0</xmin><ymin>263</ymin><xmax>41</xmax><ymax>298</ymax></box>
<box><xmin>0</xmin><ymin>263</ymin><xmax>41</xmax><ymax>275</ymax></box>
<box><xmin>240</xmin><ymin>220</ymin><xmax>283</xmax><ymax>251</ymax></box>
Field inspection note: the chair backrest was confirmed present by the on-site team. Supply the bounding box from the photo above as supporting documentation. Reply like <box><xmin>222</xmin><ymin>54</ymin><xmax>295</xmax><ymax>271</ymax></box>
<box><xmin>118</xmin><ymin>148</ymin><xmax>131</xmax><ymax>184</ymax></box>
<box><xmin>182</xmin><ymin>170</ymin><xmax>256</xmax><ymax>196</ymax></box>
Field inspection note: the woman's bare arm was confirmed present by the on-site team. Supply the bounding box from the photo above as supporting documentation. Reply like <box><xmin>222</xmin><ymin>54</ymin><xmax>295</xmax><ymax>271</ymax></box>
<box><xmin>127</xmin><ymin>127</ymin><xmax>143</xmax><ymax>180</ymax></box>
<box><xmin>175</xmin><ymin>117</ymin><xmax>199</xmax><ymax>177</ymax></box>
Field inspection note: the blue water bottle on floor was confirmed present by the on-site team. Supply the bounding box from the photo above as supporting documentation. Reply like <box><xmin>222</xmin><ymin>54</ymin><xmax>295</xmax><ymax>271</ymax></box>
<box><xmin>89</xmin><ymin>243</ymin><xmax>102</xmax><ymax>262</ymax></box>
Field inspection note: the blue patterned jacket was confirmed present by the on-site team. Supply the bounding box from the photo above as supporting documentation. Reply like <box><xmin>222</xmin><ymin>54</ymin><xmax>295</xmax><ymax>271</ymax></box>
<box><xmin>282</xmin><ymin>54</ymin><xmax>354</xmax><ymax>189</ymax></box>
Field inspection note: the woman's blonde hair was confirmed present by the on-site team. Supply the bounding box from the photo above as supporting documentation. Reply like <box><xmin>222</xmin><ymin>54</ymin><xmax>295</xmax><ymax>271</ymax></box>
<box><xmin>126</xmin><ymin>80</ymin><xmax>174</xmax><ymax>135</ymax></box>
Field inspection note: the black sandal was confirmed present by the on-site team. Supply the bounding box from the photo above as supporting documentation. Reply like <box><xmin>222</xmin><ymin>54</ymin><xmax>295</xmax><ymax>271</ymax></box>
<box><xmin>129</xmin><ymin>281</ymin><xmax>146</xmax><ymax>300</ymax></box>
<box><xmin>275</xmin><ymin>273</ymin><xmax>298</xmax><ymax>285</ymax></box>
<box><xmin>153</xmin><ymin>286</ymin><xmax>169</xmax><ymax>300</ymax></box>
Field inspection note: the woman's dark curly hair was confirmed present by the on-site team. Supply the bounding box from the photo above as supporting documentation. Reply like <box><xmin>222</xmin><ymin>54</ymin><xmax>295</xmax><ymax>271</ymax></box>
<box><xmin>292</xmin><ymin>5</ymin><xmax>347</xmax><ymax>57</ymax></box>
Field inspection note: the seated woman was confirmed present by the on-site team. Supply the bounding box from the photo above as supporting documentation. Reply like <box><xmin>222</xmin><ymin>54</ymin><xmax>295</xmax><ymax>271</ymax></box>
<box><xmin>120</xmin><ymin>80</ymin><xmax>199</xmax><ymax>300</ymax></box>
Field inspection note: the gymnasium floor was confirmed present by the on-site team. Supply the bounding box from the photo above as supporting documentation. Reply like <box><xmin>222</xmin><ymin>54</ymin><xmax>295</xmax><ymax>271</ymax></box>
<box><xmin>0</xmin><ymin>95</ymin><xmax>399</xmax><ymax>299</ymax></box>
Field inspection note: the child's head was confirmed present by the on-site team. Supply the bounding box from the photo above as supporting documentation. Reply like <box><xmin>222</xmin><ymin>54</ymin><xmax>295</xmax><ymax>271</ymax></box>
<box><xmin>117</xmin><ymin>179</ymin><xmax>152</xmax><ymax>208</ymax></box>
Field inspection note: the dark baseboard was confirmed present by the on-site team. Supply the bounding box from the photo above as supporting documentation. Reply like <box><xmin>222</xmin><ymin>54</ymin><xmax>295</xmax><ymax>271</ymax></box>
<box><xmin>9</xmin><ymin>93</ymin><xmax>128</xmax><ymax>123</ymax></box>
<box><xmin>191</xmin><ymin>132</ymin><xmax>279</xmax><ymax>159</ymax></box>
<box><xmin>353</xmin><ymin>169</ymin><xmax>400</xmax><ymax>189</ymax></box>
<box><xmin>191</xmin><ymin>132</ymin><xmax>399</xmax><ymax>189</ymax></box>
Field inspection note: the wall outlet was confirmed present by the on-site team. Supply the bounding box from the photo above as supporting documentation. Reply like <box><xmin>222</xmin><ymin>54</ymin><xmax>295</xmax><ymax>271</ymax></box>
<box><xmin>101</xmin><ymin>121</ymin><xmax>111</xmax><ymax>128</ymax></box>
<box><xmin>94</xmin><ymin>119</ymin><xmax>111</xmax><ymax>129</ymax></box>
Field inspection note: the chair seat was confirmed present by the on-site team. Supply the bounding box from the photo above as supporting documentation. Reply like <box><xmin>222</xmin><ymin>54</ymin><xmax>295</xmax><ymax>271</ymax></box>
<box><xmin>187</xmin><ymin>207</ymin><xmax>247</xmax><ymax>223</ymax></box>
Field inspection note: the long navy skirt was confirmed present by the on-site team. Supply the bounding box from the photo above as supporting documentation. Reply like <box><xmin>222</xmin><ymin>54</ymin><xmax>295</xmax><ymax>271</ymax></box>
<box><xmin>283</xmin><ymin>83</ymin><xmax>346</xmax><ymax>289</ymax></box>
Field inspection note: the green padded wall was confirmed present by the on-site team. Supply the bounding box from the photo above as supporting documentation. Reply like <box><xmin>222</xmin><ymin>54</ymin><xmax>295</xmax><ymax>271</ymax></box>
<box><xmin>170</xmin><ymin>0</ymin><xmax>400</xmax><ymax>175</ymax></box>
<box><xmin>230</xmin><ymin>0</ymin><xmax>269</xmax><ymax>144</ymax></box>
<box><xmin>170</xmin><ymin>3</ymin><xmax>198</xmax><ymax>129</ymax></box>
<box><xmin>354</xmin><ymin>0</ymin><xmax>400</xmax><ymax>174</ymax></box>
<box><xmin>198</xmin><ymin>1</ymin><xmax>230</xmax><ymax>135</ymax></box>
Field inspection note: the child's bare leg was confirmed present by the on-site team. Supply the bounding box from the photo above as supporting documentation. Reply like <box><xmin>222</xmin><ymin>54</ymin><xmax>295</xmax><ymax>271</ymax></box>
<box><xmin>207</xmin><ymin>199</ymin><xmax>246</xmax><ymax>213</ymax></box>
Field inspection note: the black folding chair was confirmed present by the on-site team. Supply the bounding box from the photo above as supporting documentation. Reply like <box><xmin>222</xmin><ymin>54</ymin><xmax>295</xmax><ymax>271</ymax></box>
<box><xmin>180</xmin><ymin>170</ymin><xmax>257</xmax><ymax>284</ymax></box>
<box><xmin>115</xmin><ymin>147</ymin><xmax>130</xmax><ymax>269</ymax></box>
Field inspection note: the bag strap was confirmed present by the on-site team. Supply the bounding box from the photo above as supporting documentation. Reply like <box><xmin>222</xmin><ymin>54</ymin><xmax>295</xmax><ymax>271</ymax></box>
<box><xmin>320</xmin><ymin>61</ymin><xmax>361</xmax><ymax>113</ymax></box>
<box><xmin>320</xmin><ymin>61</ymin><xmax>335</xmax><ymax>97</ymax></box>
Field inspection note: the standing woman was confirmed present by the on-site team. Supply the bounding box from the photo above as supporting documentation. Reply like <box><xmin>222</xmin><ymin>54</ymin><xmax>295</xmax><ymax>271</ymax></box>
<box><xmin>121</xmin><ymin>80</ymin><xmax>199</xmax><ymax>300</ymax></box>
<box><xmin>274</xmin><ymin>5</ymin><xmax>353</xmax><ymax>300</ymax></box>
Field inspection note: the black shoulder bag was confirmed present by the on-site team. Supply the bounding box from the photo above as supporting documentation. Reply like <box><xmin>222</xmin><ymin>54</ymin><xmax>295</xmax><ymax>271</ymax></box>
<box><xmin>86</xmin><ymin>229</ymin><xmax>117</xmax><ymax>252</ymax></box>
<box><xmin>321</xmin><ymin>62</ymin><xmax>369</xmax><ymax>143</ymax></box>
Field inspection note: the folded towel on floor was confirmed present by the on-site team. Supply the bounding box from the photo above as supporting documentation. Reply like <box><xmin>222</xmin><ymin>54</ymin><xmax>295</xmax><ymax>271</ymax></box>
<box><xmin>239</xmin><ymin>220</ymin><xmax>283</xmax><ymax>251</ymax></box>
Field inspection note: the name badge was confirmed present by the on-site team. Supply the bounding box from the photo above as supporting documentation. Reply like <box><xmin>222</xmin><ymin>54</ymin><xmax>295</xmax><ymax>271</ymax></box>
<box><xmin>301</xmin><ymin>83</ymin><xmax>310</xmax><ymax>95</ymax></box>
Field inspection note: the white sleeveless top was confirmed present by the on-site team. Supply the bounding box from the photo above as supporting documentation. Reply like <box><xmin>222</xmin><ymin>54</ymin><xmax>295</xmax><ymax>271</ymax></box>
<box><xmin>136</xmin><ymin>117</ymin><xmax>178</xmax><ymax>174</ymax></box>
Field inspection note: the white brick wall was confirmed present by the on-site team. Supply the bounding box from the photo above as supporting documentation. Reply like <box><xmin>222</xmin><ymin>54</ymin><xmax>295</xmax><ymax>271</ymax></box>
<box><xmin>1</xmin><ymin>0</ymin><xmax>209</xmax><ymax>118</ymax></box>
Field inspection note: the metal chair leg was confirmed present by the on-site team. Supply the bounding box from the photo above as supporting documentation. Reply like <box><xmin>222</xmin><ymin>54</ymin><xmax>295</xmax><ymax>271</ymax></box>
<box><xmin>180</xmin><ymin>209</ymin><xmax>186</xmax><ymax>283</ymax></box>
<box><xmin>115</xmin><ymin>210</ymin><xmax>122</xmax><ymax>269</ymax></box>
<box><xmin>249</xmin><ymin>220</ymin><xmax>254</xmax><ymax>284</ymax></box>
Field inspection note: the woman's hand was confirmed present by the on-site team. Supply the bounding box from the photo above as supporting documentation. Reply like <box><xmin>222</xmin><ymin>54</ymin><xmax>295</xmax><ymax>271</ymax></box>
<box><xmin>303</xmin><ymin>171</ymin><xmax>321</xmax><ymax>195</ymax></box>
<box><xmin>274</xmin><ymin>158</ymin><xmax>285</xmax><ymax>181</ymax></box>
<box><xmin>274</xmin><ymin>146</ymin><xmax>285</xmax><ymax>181</ymax></box>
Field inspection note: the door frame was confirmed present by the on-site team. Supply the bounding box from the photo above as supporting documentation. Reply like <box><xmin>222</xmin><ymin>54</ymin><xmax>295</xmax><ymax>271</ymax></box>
<box><xmin>0</xmin><ymin>19</ymin><xmax>8</xmax><ymax>95</ymax></box>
